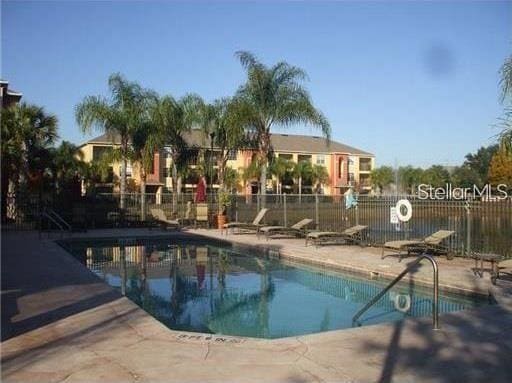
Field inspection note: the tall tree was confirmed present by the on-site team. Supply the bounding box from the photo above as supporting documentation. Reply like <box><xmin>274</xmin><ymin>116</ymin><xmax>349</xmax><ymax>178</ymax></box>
<box><xmin>499</xmin><ymin>54</ymin><xmax>512</xmax><ymax>103</ymax></box>
<box><xmin>150</xmin><ymin>94</ymin><xmax>202</xmax><ymax>213</ymax></box>
<box><xmin>397</xmin><ymin>166</ymin><xmax>423</xmax><ymax>194</ymax></box>
<box><xmin>311</xmin><ymin>164</ymin><xmax>329</xmax><ymax>194</ymax></box>
<box><xmin>1</xmin><ymin>103</ymin><xmax>58</xmax><ymax>221</ymax></box>
<box><xmin>498</xmin><ymin>55</ymin><xmax>512</xmax><ymax>152</ymax></box>
<box><xmin>488</xmin><ymin>149</ymin><xmax>512</xmax><ymax>188</ymax></box>
<box><xmin>49</xmin><ymin>141</ymin><xmax>86</xmax><ymax>195</ymax></box>
<box><xmin>269</xmin><ymin>156</ymin><xmax>293</xmax><ymax>194</ymax></box>
<box><xmin>76</xmin><ymin>73</ymin><xmax>152</xmax><ymax>210</ymax></box>
<box><xmin>131</xmin><ymin>116</ymin><xmax>161</xmax><ymax>221</ymax></box>
<box><xmin>198</xmin><ymin>98</ymin><xmax>247</xmax><ymax>197</ymax></box>
<box><xmin>235</xmin><ymin>51</ymin><xmax>330</xmax><ymax>203</ymax></box>
<box><xmin>370</xmin><ymin>166</ymin><xmax>394</xmax><ymax>194</ymax></box>
<box><xmin>293</xmin><ymin>160</ymin><xmax>313</xmax><ymax>198</ymax></box>
<box><xmin>421</xmin><ymin>165</ymin><xmax>451</xmax><ymax>188</ymax></box>
<box><xmin>462</xmin><ymin>145</ymin><xmax>498</xmax><ymax>186</ymax></box>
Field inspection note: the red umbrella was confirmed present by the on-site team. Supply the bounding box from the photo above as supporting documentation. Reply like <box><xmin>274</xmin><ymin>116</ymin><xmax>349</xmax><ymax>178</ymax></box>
<box><xmin>195</xmin><ymin>176</ymin><xmax>207</xmax><ymax>203</ymax></box>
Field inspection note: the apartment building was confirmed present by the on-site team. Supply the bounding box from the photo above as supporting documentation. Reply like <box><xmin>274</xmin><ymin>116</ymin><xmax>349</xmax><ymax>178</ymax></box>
<box><xmin>78</xmin><ymin>131</ymin><xmax>374</xmax><ymax>195</ymax></box>
<box><xmin>0</xmin><ymin>80</ymin><xmax>23</xmax><ymax>109</ymax></box>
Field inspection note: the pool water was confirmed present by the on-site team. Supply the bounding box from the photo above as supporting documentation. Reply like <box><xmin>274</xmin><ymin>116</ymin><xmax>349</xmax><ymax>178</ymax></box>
<box><xmin>60</xmin><ymin>236</ymin><xmax>491</xmax><ymax>339</ymax></box>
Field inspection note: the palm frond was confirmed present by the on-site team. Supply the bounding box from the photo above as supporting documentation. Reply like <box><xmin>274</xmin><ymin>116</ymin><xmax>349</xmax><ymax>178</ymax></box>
<box><xmin>499</xmin><ymin>55</ymin><xmax>512</xmax><ymax>102</ymax></box>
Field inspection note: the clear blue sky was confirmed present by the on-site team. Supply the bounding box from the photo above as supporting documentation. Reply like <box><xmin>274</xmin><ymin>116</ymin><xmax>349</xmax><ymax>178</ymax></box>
<box><xmin>3</xmin><ymin>0</ymin><xmax>512</xmax><ymax>167</ymax></box>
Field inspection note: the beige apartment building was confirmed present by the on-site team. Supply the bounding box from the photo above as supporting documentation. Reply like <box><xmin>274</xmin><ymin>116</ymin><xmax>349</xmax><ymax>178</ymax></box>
<box><xmin>78</xmin><ymin>131</ymin><xmax>375</xmax><ymax>196</ymax></box>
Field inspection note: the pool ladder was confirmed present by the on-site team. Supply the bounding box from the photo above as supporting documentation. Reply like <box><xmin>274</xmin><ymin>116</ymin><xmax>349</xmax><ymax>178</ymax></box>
<box><xmin>352</xmin><ymin>253</ymin><xmax>439</xmax><ymax>330</ymax></box>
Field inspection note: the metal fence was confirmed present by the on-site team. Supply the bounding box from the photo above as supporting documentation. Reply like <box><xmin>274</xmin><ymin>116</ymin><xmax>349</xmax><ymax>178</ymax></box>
<box><xmin>3</xmin><ymin>192</ymin><xmax>511</xmax><ymax>258</ymax></box>
<box><xmin>229</xmin><ymin>194</ymin><xmax>512</xmax><ymax>258</ymax></box>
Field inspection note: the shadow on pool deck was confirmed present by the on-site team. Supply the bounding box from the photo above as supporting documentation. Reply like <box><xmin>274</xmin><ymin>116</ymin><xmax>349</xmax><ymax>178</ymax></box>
<box><xmin>360</xmin><ymin>265</ymin><xmax>512</xmax><ymax>383</ymax></box>
<box><xmin>1</xmin><ymin>231</ymin><xmax>121</xmax><ymax>341</ymax></box>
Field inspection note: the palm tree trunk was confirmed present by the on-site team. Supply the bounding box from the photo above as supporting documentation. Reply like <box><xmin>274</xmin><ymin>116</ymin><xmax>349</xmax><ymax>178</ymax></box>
<box><xmin>171</xmin><ymin>158</ymin><xmax>178</xmax><ymax>215</ymax></box>
<box><xmin>120</xmin><ymin>142</ymin><xmax>127</xmax><ymax>210</ymax></box>
<box><xmin>177</xmin><ymin>176</ymin><xmax>183</xmax><ymax>195</ymax></box>
<box><xmin>260</xmin><ymin>163</ymin><xmax>267</xmax><ymax>207</ymax></box>
<box><xmin>299</xmin><ymin>176</ymin><xmax>302</xmax><ymax>203</ymax></box>
<box><xmin>140</xmin><ymin>169</ymin><xmax>147</xmax><ymax>221</ymax></box>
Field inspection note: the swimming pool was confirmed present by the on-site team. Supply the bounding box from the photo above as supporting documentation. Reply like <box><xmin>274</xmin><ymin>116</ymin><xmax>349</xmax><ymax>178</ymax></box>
<box><xmin>59</xmin><ymin>236</ymin><xmax>491</xmax><ymax>339</ymax></box>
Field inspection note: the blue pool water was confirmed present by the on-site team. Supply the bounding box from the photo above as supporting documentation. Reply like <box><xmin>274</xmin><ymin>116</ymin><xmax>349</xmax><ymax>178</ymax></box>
<box><xmin>59</xmin><ymin>236</ymin><xmax>491</xmax><ymax>339</ymax></box>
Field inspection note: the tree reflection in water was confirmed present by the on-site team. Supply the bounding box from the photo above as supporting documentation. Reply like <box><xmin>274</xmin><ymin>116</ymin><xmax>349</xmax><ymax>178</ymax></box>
<box><xmin>118</xmin><ymin>244</ymin><xmax>277</xmax><ymax>337</ymax></box>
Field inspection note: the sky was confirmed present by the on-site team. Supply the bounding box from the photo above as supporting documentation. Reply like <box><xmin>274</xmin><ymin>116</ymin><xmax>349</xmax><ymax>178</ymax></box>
<box><xmin>2</xmin><ymin>0</ymin><xmax>512</xmax><ymax>167</ymax></box>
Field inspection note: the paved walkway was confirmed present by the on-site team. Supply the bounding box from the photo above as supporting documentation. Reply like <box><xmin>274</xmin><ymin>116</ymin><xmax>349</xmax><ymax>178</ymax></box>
<box><xmin>2</xmin><ymin>229</ymin><xmax>512</xmax><ymax>382</ymax></box>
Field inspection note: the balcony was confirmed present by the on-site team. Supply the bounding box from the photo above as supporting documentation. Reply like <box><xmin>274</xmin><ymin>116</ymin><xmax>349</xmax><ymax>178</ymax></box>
<box><xmin>359</xmin><ymin>160</ymin><xmax>372</xmax><ymax>172</ymax></box>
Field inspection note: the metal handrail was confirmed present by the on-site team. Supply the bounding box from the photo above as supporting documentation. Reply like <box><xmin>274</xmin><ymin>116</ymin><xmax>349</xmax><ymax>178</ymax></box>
<box><xmin>39</xmin><ymin>211</ymin><xmax>64</xmax><ymax>231</ymax></box>
<box><xmin>45</xmin><ymin>208</ymin><xmax>71</xmax><ymax>231</ymax></box>
<box><xmin>39</xmin><ymin>208</ymin><xmax>71</xmax><ymax>239</ymax></box>
<box><xmin>352</xmin><ymin>253</ymin><xmax>439</xmax><ymax>330</ymax></box>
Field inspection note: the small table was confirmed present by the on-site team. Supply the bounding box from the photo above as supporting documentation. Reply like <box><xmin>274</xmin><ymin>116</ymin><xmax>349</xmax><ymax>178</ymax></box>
<box><xmin>472</xmin><ymin>252</ymin><xmax>503</xmax><ymax>285</ymax></box>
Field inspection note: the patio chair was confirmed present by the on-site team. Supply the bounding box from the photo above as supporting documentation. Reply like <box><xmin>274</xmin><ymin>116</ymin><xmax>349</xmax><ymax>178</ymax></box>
<box><xmin>381</xmin><ymin>230</ymin><xmax>455</xmax><ymax>261</ymax></box>
<box><xmin>195</xmin><ymin>203</ymin><xmax>209</xmax><ymax>228</ymax></box>
<box><xmin>305</xmin><ymin>225</ymin><xmax>368</xmax><ymax>247</ymax></box>
<box><xmin>150</xmin><ymin>208</ymin><xmax>180</xmax><ymax>230</ymax></box>
<box><xmin>177</xmin><ymin>201</ymin><xmax>194</xmax><ymax>226</ymax></box>
<box><xmin>222</xmin><ymin>208</ymin><xmax>269</xmax><ymax>235</ymax></box>
<box><xmin>258</xmin><ymin>218</ymin><xmax>314</xmax><ymax>240</ymax></box>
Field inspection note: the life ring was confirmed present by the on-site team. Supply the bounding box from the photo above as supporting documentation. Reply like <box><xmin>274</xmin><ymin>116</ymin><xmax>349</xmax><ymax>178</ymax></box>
<box><xmin>394</xmin><ymin>294</ymin><xmax>411</xmax><ymax>313</ymax></box>
<box><xmin>395</xmin><ymin>199</ymin><xmax>412</xmax><ymax>222</ymax></box>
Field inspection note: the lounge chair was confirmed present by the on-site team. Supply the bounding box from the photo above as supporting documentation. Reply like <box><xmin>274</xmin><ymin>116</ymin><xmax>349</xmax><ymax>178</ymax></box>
<box><xmin>381</xmin><ymin>230</ymin><xmax>455</xmax><ymax>261</ymax></box>
<box><xmin>222</xmin><ymin>208</ymin><xmax>269</xmax><ymax>235</ymax></box>
<box><xmin>195</xmin><ymin>203</ymin><xmax>209</xmax><ymax>228</ymax></box>
<box><xmin>150</xmin><ymin>208</ymin><xmax>180</xmax><ymax>230</ymax></box>
<box><xmin>305</xmin><ymin>225</ymin><xmax>368</xmax><ymax>247</ymax></box>
<box><xmin>258</xmin><ymin>218</ymin><xmax>314</xmax><ymax>240</ymax></box>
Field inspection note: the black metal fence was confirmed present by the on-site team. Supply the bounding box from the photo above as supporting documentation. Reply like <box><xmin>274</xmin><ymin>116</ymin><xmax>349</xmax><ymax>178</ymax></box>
<box><xmin>3</xmin><ymin>192</ymin><xmax>511</xmax><ymax>258</ymax></box>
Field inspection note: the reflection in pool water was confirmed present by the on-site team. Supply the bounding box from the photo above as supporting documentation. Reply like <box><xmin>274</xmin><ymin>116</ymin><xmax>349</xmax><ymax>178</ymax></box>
<box><xmin>61</xmin><ymin>237</ymin><xmax>491</xmax><ymax>339</ymax></box>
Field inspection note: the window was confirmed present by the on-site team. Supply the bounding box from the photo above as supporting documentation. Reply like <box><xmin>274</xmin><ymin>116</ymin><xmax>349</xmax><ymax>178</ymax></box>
<box><xmin>316</xmin><ymin>155</ymin><xmax>325</xmax><ymax>165</ymax></box>
<box><xmin>359</xmin><ymin>158</ymin><xmax>372</xmax><ymax>172</ymax></box>
<box><xmin>279</xmin><ymin>153</ymin><xmax>293</xmax><ymax>160</ymax></box>
<box><xmin>92</xmin><ymin>146</ymin><xmax>111</xmax><ymax>161</ymax></box>
<box><xmin>298</xmin><ymin>154</ymin><xmax>312</xmax><ymax>163</ymax></box>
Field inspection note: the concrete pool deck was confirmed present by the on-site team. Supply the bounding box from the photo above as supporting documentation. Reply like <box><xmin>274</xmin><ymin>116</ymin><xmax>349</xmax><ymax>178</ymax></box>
<box><xmin>2</xmin><ymin>228</ymin><xmax>512</xmax><ymax>382</ymax></box>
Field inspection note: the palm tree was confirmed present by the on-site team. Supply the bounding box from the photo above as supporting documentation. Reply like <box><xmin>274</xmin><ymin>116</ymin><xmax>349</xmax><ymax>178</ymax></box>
<box><xmin>131</xmin><ymin>118</ymin><xmax>161</xmax><ymax>221</ymax></box>
<box><xmin>293</xmin><ymin>161</ymin><xmax>313</xmax><ymax>200</ymax></box>
<box><xmin>1</xmin><ymin>103</ymin><xmax>58</xmax><ymax>221</ymax></box>
<box><xmin>76</xmin><ymin>73</ymin><xmax>152</xmax><ymax>210</ymax></box>
<box><xmin>235</xmin><ymin>51</ymin><xmax>330</xmax><ymax>204</ymax></box>
<box><xmin>269</xmin><ymin>156</ymin><xmax>293</xmax><ymax>194</ymax></box>
<box><xmin>198</xmin><ymin>98</ymin><xmax>247</xmax><ymax>197</ymax></box>
<box><xmin>499</xmin><ymin>55</ymin><xmax>512</xmax><ymax>152</ymax></box>
<box><xmin>49</xmin><ymin>141</ymin><xmax>87</xmax><ymax>194</ymax></box>
<box><xmin>311</xmin><ymin>164</ymin><xmax>329</xmax><ymax>194</ymax></box>
<box><xmin>370</xmin><ymin>166</ymin><xmax>394</xmax><ymax>195</ymax></box>
<box><xmin>500</xmin><ymin>54</ymin><xmax>512</xmax><ymax>103</ymax></box>
<box><xmin>150</xmin><ymin>94</ymin><xmax>202</xmax><ymax>213</ymax></box>
<box><xmin>241</xmin><ymin>157</ymin><xmax>261</xmax><ymax>194</ymax></box>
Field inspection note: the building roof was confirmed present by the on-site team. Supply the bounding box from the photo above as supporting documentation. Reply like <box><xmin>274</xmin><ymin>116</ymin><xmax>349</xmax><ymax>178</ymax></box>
<box><xmin>81</xmin><ymin>130</ymin><xmax>373</xmax><ymax>156</ymax></box>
